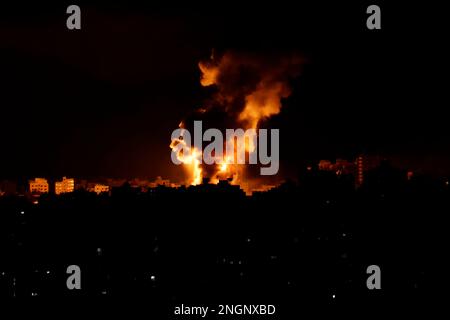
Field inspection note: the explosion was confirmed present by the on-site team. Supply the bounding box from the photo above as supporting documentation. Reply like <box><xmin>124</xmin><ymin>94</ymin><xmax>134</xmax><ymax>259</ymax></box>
<box><xmin>171</xmin><ymin>51</ymin><xmax>303</xmax><ymax>193</ymax></box>
<box><xmin>169</xmin><ymin>124</ymin><xmax>203</xmax><ymax>185</ymax></box>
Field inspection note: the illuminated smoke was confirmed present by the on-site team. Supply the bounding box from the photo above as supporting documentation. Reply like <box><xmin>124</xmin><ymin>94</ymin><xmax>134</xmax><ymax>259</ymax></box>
<box><xmin>171</xmin><ymin>50</ymin><xmax>303</xmax><ymax>193</ymax></box>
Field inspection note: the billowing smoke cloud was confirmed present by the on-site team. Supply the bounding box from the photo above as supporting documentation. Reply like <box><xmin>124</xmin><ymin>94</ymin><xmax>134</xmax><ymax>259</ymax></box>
<box><xmin>198</xmin><ymin>51</ymin><xmax>303</xmax><ymax>129</ymax></box>
<box><xmin>176</xmin><ymin>50</ymin><xmax>304</xmax><ymax>191</ymax></box>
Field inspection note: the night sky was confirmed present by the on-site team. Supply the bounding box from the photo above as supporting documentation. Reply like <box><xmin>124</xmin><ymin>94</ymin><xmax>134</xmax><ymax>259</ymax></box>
<box><xmin>0</xmin><ymin>2</ymin><xmax>447</xmax><ymax>181</ymax></box>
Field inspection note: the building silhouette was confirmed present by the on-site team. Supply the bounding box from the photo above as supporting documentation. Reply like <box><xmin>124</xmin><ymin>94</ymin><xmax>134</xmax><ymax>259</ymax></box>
<box><xmin>94</xmin><ymin>184</ymin><xmax>110</xmax><ymax>194</ymax></box>
<box><xmin>55</xmin><ymin>177</ymin><xmax>75</xmax><ymax>195</ymax></box>
<box><xmin>29</xmin><ymin>178</ymin><xmax>49</xmax><ymax>194</ymax></box>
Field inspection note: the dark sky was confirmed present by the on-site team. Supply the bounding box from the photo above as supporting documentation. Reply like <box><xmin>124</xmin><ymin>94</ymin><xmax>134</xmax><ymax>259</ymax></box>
<box><xmin>0</xmin><ymin>2</ymin><xmax>447</xmax><ymax>181</ymax></box>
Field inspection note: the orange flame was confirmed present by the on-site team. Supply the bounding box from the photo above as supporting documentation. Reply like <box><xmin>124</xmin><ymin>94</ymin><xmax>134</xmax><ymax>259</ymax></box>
<box><xmin>170</xmin><ymin>131</ymin><xmax>202</xmax><ymax>185</ymax></box>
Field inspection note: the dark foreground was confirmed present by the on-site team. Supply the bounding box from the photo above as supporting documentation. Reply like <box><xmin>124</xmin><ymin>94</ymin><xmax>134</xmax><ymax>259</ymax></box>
<box><xmin>0</xmin><ymin>171</ymin><xmax>447</xmax><ymax>317</ymax></box>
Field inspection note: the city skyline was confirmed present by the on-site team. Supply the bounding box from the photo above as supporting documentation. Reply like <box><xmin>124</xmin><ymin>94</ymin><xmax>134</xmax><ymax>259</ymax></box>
<box><xmin>2</xmin><ymin>154</ymin><xmax>447</xmax><ymax>198</ymax></box>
